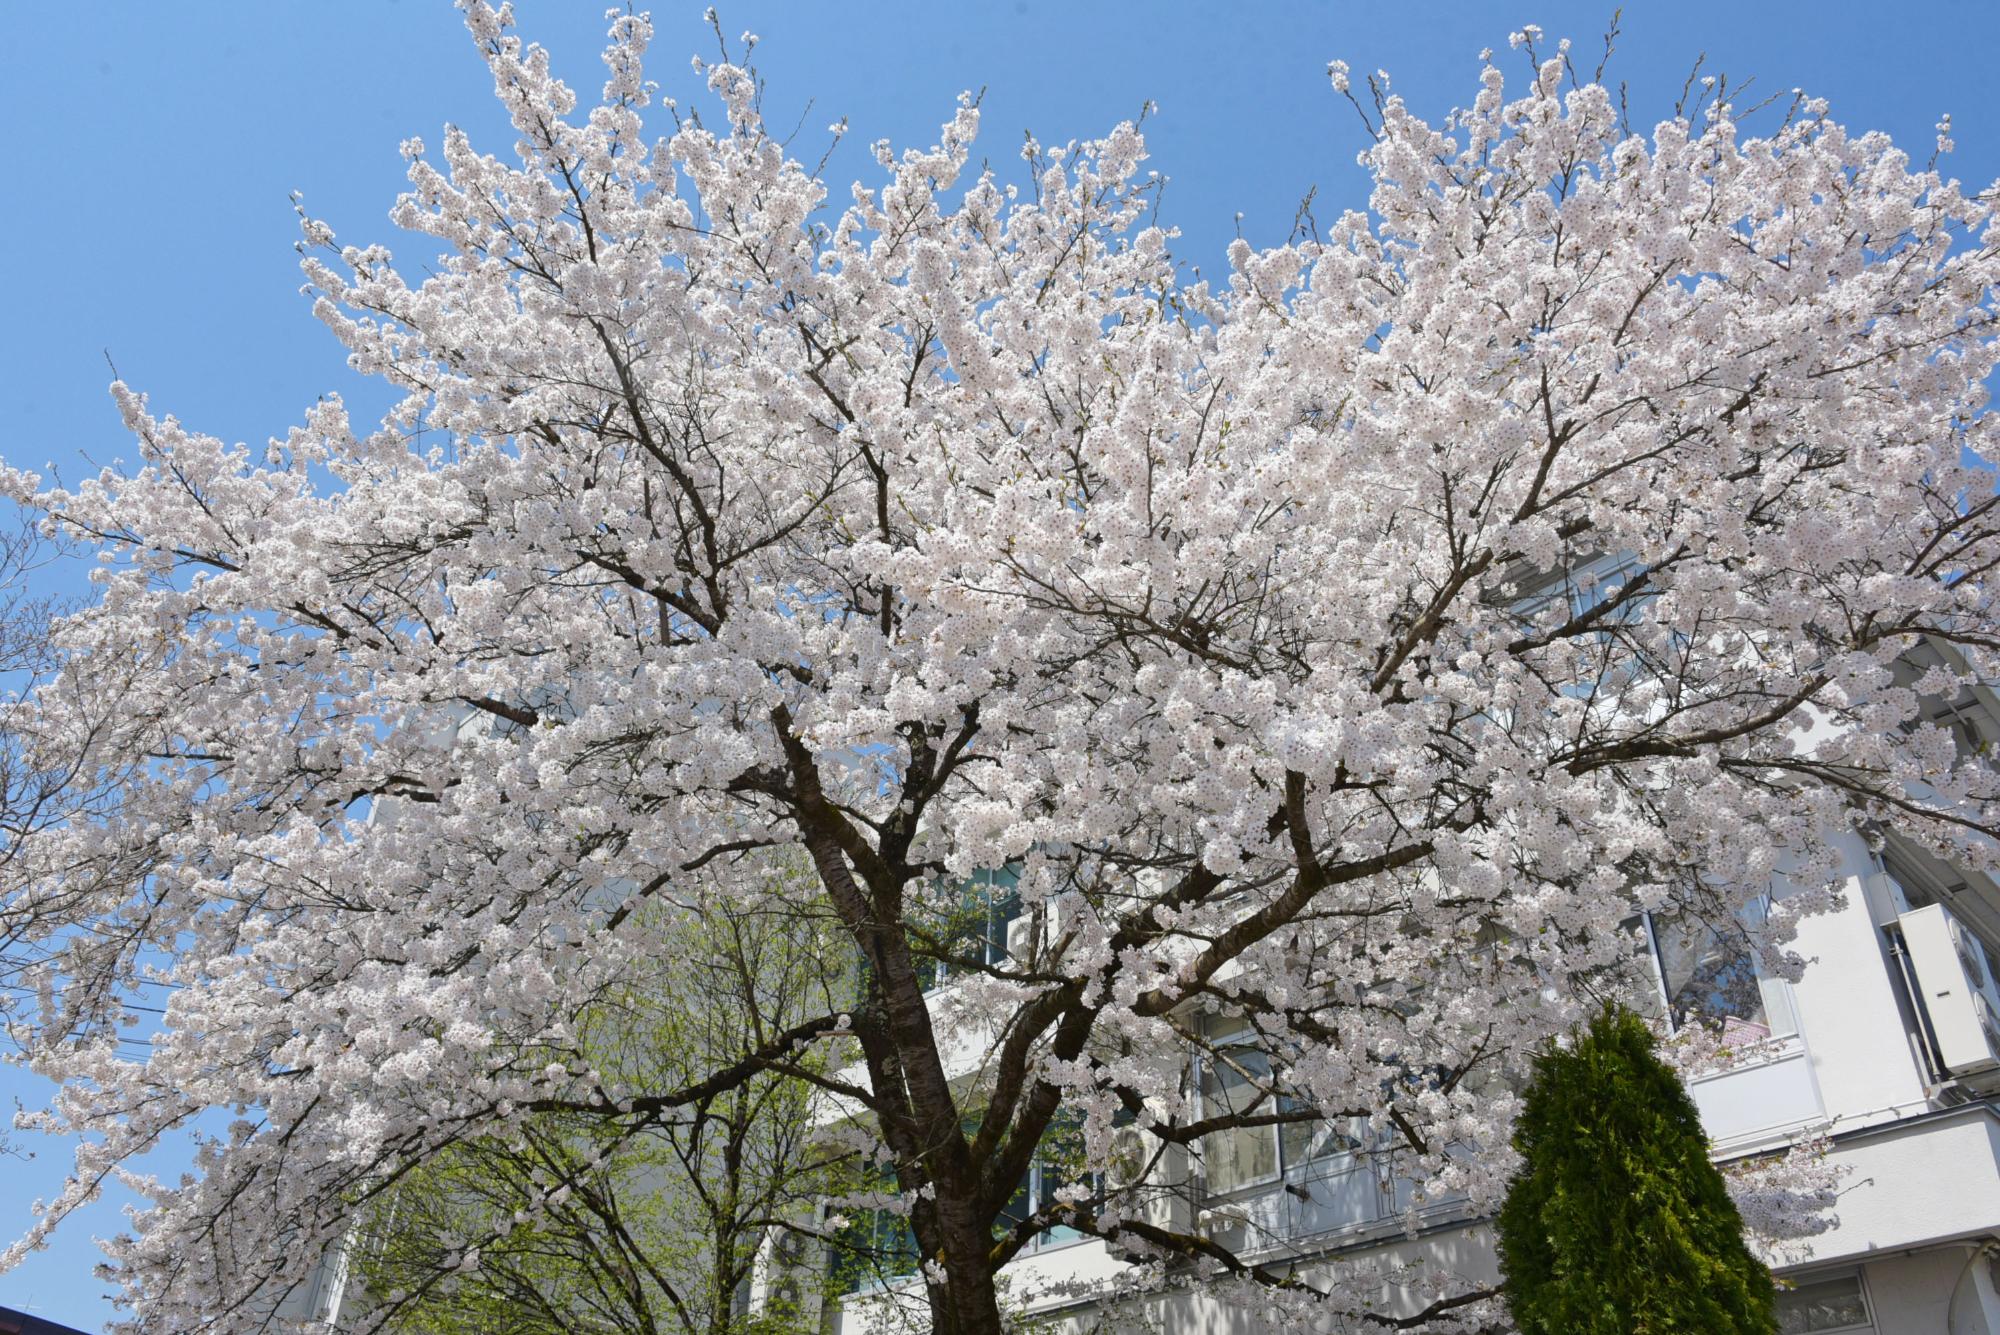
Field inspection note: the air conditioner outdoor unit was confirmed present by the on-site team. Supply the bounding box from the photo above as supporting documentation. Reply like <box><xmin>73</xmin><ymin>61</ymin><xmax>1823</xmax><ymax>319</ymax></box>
<box><xmin>749</xmin><ymin>1224</ymin><xmax>824</xmax><ymax>1326</ymax></box>
<box><xmin>1900</xmin><ymin>903</ymin><xmax>2000</xmax><ymax>1083</ymax></box>
<box><xmin>1954</xmin><ymin>915</ymin><xmax>1991</xmax><ymax>988</ymax></box>
<box><xmin>1108</xmin><ymin>1125</ymin><xmax>1149</xmax><ymax>1188</ymax></box>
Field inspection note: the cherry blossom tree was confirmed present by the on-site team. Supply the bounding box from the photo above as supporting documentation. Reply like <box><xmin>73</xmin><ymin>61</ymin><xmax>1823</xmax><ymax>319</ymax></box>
<box><xmin>0</xmin><ymin>516</ymin><xmax>78</xmax><ymax>887</ymax></box>
<box><xmin>2</xmin><ymin>7</ymin><xmax>1998</xmax><ymax>1333</ymax></box>
<box><xmin>0</xmin><ymin>513</ymin><xmax>76</xmax><ymax>1168</ymax></box>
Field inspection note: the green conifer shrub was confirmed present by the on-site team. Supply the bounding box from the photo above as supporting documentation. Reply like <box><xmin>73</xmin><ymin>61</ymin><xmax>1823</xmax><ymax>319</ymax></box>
<box><xmin>1495</xmin><ymin>1005</ymin><xmax>1777</xmax><ymax>1335</ymax></box>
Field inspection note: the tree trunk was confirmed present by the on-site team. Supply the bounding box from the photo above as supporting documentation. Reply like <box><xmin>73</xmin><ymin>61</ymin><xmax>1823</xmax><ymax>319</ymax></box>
<box><xmin>924</xmin><ymin>1210</ymin><xmax>1007</xmax><ymax>1335</ymax></box>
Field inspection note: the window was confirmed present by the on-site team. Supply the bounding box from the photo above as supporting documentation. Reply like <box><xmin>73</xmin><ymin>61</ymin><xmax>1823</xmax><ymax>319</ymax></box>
<box><xmin>1198</xmin><ymin>1016</ymin><xmax>1365</xmax><ymax>1196</ymax></box>
<box><xmin>829</xmin><ymin>1165</ymin><xmax>919</xmax><ymax>1295</ymax></box>
<box><xmin>1509</xmin><ymin>553</ymin><xmax>1658</xmax><ymax>702</ymax></box>
<box><xmin>986</xmin><ymin>1107</ymin><xmax>1116</xmax><ymax>1253</ymax></box>
<box><xmin>1646</xmin><ymin>901</ymin><xmax>1798</xmax><ymax>1042</ymax></box>
<box><xmin>1652</xmin><ymin>915</ymin><xmax>1769</xmax><ymax>1036</ymax></box>
<box><xmin>914</xmin><ymin>866</ymin><xmax>1021</xmax><ymax>991</ymax></box>
<box><xmin>1280</xmin><ymin>1111</ymin><xmax>1363</xmax><ymax>1169</ymax></box>
<box><xmin>1774</xmin><ymin>1272</ymin><xmax>1872</xmax><ymax>1333</ymax></box>
<box><xmin>1510</xmin><ymin>553</ymin><xmax>1652</xmax><ymax>628</ymax></box>
<box><xmin>1200</xmin><ymin>1042</ymin><xmax>1280</xmax><ymax>1193</ymax></box>
<box><xmin>1566</xmin><ymin>556</ymin><xmax>1648</xmax><ymax>621</ymax></box>
<box><xmin>1890</xmin><ymin>640</ymin><xmax>2000</xmax><ymax>760</ymax></box>
<box><xmin>961</xmin><ymin>865</ymin><xmax>1022</xmax><ymax>967</ymax></box>
<box><xmin>1023</xmin><ymin>1107</ymin><xmax>1102</xmax><ymax>1248</ymax></box>
<box><xmin>834</xmin><ymin>1102</ymin><xmax>1104</xmax><ymax>1297</ymax></box>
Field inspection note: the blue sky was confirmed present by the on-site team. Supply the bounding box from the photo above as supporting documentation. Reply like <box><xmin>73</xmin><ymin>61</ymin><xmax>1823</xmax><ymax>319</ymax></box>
<box><xmin>3</xmin><ymin>2</ymin><xmax>1999</xmax><ymax>1328</ymax></box>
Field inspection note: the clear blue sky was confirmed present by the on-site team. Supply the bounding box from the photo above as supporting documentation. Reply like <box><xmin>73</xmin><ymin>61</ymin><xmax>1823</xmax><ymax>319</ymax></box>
<box><xmin>2</xmin><ymin>2</ymin><xmax>1998</xmax><ymax>1328</ymax></box>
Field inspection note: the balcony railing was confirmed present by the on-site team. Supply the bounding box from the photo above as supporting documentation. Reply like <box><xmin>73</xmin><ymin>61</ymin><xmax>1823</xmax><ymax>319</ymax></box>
<box><xmin>1199</xmin><ymin>1147</ymin><xmax>1471</xmax><ymax>1255</ymax></box>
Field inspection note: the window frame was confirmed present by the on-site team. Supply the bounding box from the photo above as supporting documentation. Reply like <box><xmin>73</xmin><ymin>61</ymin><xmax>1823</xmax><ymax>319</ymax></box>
<box><xmin>1195</xmin><ymin>1017</ymin><xmax>1369</xmax><ymax>1200</ymax></box>
<box><xmin>1640</xmin><ymin>894</ymin><xmax>1800</xmax><ymax>1044</ymax></box>
<box><xmin>1773</xmin><ymin>1268</ymin><xmax>1875</xmax><ymax>1335</ymax></box>
<box><xmin>915</xmin><ymin>865</ymin><xmax>1022</xmax><ymax>993</ymax></box>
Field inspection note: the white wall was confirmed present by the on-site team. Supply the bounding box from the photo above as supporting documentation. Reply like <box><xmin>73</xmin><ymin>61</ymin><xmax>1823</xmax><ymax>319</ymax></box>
<box><xmin>1861</xmin><ymin>1246</ymin><xmax>1999</xmax><ymax>1335</ymax></box>
<box><xmin>1783</xmin><ymin>834</ymin><xmax>1934</xmax><ymax>1131</ymax></box>
<box><xmin>1812</xmin><ymin>1109</ymin><xmax>2000</xmax><ymax>1260</ymax></box>
<box><xmin>1689</xmin><ymin>1040</ymin><xmax>1825</xmax><ymax>1152</ymax></box>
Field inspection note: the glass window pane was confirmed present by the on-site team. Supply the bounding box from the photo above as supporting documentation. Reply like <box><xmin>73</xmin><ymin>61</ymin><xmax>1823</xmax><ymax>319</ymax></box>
<box><xmin>968</xmin><ymin>866</ymin><xmax>1021</xmax><ymax>966</ymax></box>
<box><xmin>1035</xmin><ymin>1108</ymin><xmax>1091</xmax><ymax>1246</ymax></box>
<box><xmin>1619</xmin><ymin>914</ymin><xmax>1671</xmax><ymax>1025</ymax></box>
<box><xmin>1279</xmin><ymin>1104</ymin><xmax>1365</xmax><ymax>1167</ymax></box>
<box><xmin>1757</xmin><ymin>974</ymin><xmax>1800</xmax><ymax>1039</ymax></box>
<box><xmin>1775</xmin><ymin>1274</ymin><xmax>1869</xmax><ymax>1333</ymax></box>
<box><xmin>983</xmin><ymin>886</ymin><xmax>1020</xmax><ymax>966</ymax></box>
<box><xmin>831</xmin><ymin>1164</ymin><xmax>918</xmax><ymax>1294</ymax></box>
<box><xmin>995</xmin><ymin>1173</ymin><xmax>1030</xmax><ymax>1237</ymax></box>
<box><xmin>1568</xmin><ymin>558</ymin><xmax>1645</xmax><ymax>619</ymax></box>
<box><xmin>1204</xmin><ymin>1013</ymin><xmax>1251</xmax><ymax>1044</ymax></box>
<box><xmin>1201</xmin><ymin>1048</ymin><xmax>1278</xmax><ymax>1193</ymax></box>
<box><xmin>919</xmin><ymin>866</ymin><xmax>1023</xmax><ymax>984</ymax></box>
<box><xmin>1652</xmin><ymin>914</ymin><xmax>1771</xmax><ymax>1039</ymax></box>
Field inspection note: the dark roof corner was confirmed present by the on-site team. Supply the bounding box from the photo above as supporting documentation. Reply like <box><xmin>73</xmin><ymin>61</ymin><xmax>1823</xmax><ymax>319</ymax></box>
<box><xmin>0</xmin><ymin>1304</ymin><xmax>97</xmax><ymax>1335</ymax></box>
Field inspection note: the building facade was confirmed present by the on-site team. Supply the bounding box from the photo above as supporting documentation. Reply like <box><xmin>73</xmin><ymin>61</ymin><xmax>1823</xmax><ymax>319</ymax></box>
<box><xmin>818</xmin><ymin>822</ymin><xmax>2000</xmax><ymax>1335</ymax></box>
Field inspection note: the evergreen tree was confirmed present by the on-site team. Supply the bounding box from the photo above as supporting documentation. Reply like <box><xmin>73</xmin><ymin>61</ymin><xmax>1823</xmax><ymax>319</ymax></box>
<box><xmin>1496</xmin><ymin>1006</ymin><xmax>1777</xmax><ymax>1335</ymax></box>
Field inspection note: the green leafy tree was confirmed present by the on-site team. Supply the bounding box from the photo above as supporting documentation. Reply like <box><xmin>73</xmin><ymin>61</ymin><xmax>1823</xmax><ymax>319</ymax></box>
<box><xmin>353</xmin><ymin>861</ymin><xmax>858</xmax><ymax>1335</ymax></box>
<box><xmin>1496</xmin><ymin>1006</ymin><xmax>1776</xmax><ymax>1335</ymax></box>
